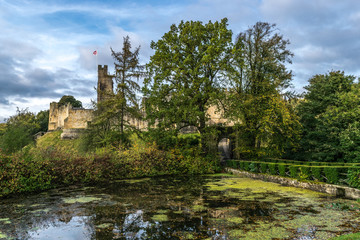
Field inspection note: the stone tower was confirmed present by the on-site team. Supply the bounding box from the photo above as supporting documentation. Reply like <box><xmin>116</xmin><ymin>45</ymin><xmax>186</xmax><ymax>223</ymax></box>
<box><xmin>97</xmin><ymin>65</ymin><xmax>114</xmax><ymax>103</ymax></box>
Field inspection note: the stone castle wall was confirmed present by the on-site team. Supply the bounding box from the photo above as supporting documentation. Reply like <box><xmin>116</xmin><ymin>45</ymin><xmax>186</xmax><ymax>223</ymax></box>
<box><xmin>64</xmin><ymin>108</ymin><xmax>93</xmax><ymax>129</ymax></box>
<box><xmin>48</xmin><ymin>102</ymin><xmax>93</xmax><ymax>132</ymax></box>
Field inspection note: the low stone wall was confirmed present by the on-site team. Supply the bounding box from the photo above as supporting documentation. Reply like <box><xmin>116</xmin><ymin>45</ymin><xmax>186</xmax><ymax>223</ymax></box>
<box><xmin>226</xmin><ymin>168</ymin><xmax>360</xmax><ymax>200</ymax></box>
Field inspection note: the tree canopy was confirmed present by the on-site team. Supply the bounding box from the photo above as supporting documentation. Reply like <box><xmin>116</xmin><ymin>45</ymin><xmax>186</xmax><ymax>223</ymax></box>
<box><xmin>58</xmin><ymin>95</ymin><xmax>83</xmax><ymax>108</ymax></box>
<box><xmin>295</xmin><ymin>71</ymin><xmax>357</xmax><ymax>161</ymax></box>
<box><xmin>227</xmin><ymin>22</ymin><xmax>299</xmax><ymax>158</ymax></box>
<box><xmin>143</xmin><ymin>18</ymin><xmax>233</xmax><ymax>153</ymax></box>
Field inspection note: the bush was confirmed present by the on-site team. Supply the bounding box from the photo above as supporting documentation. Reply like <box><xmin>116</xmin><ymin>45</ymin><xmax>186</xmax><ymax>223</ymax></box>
<box><xmin>239</xmin><ymin>161</ymin><xmax>245</xmax><ymax>170</ymax></box>
<box><xmin>311</xmin><ymin>167</ymin><xmax>323</xmax><ymax>181</ymax></box>
<box><xmin>324</xmin><ymin>167</ymin><xmax>339</xmax><ymax>184</ymax></box>
<box><xmin>299</xmin><ymin>166</ymin><xmax>311</xmax><ymax>180</ymax></box>
<box><xmin>278</xmin><ymin>164</ymin><xmax>287</xmax><ymax>177</ymax></box>
<box><xmin>260</xmin><ymin>163</ymin><xmax>267</xmax><ymax>173</ymax></box>
<box><xmin>244</xmin><ymin>161</ymin><xmax>250</xmax><ymax>171</ymax></box>
<box><xmin>289</xmin><ymin>165</ymin><xmax>298</xmax><ymax>178</ymax></box>
<box><xmin>0</xmin><ymin>141</ymin><xmax>220</xmax><ymax>198</ymax></box>
<box><xmin>347</xmin><ymin>168</ymin><xmax>360</xmax><ymax>188</ymax></box>
<box><xmin>226</xmin><ymin>160</ymin><xmax>236</xmax><ymax>168</ymax></box>
<box><xmin>268</xmin><ymin>163</ymin><xmax>277</xmax><ymax>175</ymax></box>
<box><xmin>249</xmin><ymin>162</ymin><xmax>257</xmax><ymax>172</ymax></box>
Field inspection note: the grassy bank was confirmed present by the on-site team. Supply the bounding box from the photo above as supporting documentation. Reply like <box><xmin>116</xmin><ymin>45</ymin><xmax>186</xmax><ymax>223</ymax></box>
<box><xmin>0</xmin><ymin>131</ymin><xmax>220</xmax><ymax>198</ymax></box>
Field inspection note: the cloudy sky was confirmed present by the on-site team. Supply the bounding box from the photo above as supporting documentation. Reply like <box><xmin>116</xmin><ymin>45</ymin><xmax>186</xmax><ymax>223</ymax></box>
<box><xmin>1</xmin><ymin>0</ymin><xmax>360</xmax><ymax>121</ymax></box>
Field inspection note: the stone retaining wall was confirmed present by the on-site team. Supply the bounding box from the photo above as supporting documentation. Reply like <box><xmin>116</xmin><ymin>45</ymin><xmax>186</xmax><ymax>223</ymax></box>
<box><xmin>226</xmin><ymin>167</ymin><xmax>360</xmax><ymax>200</ymax></box>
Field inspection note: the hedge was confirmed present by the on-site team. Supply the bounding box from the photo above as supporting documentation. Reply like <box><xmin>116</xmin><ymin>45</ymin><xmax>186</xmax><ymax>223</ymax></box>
<box><xmin>225</xmin><ymin>160</ymin><xmax>360</xmax><ymax>187</ymax></box>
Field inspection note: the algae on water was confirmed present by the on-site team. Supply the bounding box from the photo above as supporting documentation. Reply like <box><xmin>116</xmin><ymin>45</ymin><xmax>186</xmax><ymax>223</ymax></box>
<box><xmin>151</xmin><ymin>214</ymin><xmax>168</xmax><ymax>222</ymax></box>
<box><xmin>63</xmin><ymin>196</ymin><xmax>102</xmax><ymax>204</ymax></box>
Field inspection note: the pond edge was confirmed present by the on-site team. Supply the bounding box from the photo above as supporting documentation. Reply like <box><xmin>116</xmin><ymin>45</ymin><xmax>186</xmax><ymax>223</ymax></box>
<box><xmin>226</xmin><ymin>167</ymin><xmax>360</xmax><ymax>200</ymax></box>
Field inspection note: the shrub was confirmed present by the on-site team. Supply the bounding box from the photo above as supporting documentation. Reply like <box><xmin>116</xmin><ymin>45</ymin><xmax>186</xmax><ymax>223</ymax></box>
<box><xmin>299</xmin><ymin>166</ymin><xmax>311</xmax><ymax>180</ymax></box>
<box><xmin>324</xmin><ymin>167</ymin><xmax>339</xmax><ymax>184</ymax></box>
<box><xmin>347</xmin><ymin>168</ymin><xmax>360</xmax><ymax>188</ymax></box>
<box><xmin>249</xmin><ymin>162</ymin><xmax>257</xmax><ymax>172</ymax></box>
<box><xmin>289</xmin><ymin>165</ymin><xmax>298</xmax><ymax>179</ymax></box>
<box><xmin>311</xmin><ymin>167</ymin><xmax>323</xmax><ymax>181</ymax></box>
<box><xmin>253</xmin><ymin>162</ymin><xmax>260</xmax><ymax>173</ymax></box>
<box><xmin>239</xmin><ymin>161</ymin><xmax>245</xmax><ymax>170</ymax></box>
<box><xmin>244</xmin><ymin>161</ymin><xmax>250</xmax><ymax>171</ymax></box>
<box><xmin>278</xmin><ymin>164</ymin><xmax>287</xmax><ymax>177</ymax></box>
<box><xmin>260</xmin><ymin>163</ymin><xmax>267</xmax><ymax>173</ymax></box>
<box><xmin>0</xmin><ymin>141</ymin><xmax>220</xmax><ymax>198</ymax></box>
<box><xmin>268</xmin><ymin>163</ymin><xmax>277</xmax><ymax>175</ymax></box>
<box><xmin>226</xmin><ymin>160</ymin><xmax>236</xmax><ymax>168</ymax></box>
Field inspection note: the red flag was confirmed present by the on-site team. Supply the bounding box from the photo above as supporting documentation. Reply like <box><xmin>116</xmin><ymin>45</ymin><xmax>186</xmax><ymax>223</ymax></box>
<box><xmin>93</xmin><ymin>50</ymin><xmax>97</xmax><ymax>55</ymax></box>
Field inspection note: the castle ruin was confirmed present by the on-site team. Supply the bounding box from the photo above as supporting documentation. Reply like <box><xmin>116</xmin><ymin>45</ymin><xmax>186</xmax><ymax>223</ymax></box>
<box><xmin>48</xmin><ymin>65</ymin><xmax>115</xmax><ymax>139</ymax></box>
<box><xmin>48</xmin><ymin>65</ymin><xmax>232</xmax><ymax>139</ymax></box>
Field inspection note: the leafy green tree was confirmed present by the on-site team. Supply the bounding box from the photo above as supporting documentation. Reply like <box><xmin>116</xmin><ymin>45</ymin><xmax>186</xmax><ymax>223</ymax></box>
<box><xmin>58</xmin><ymin>95</ymin><xmax>83</xmax><ymax>108</ymax></box>
<box><xmin>228</xmin><ymin>22</ymin><xmax>298</xmax><ymax>158</ymax></box>
<box><xmin>296</xmin><ymin>71</ymin><xmax>355</xmax><ymax>161</ymax></box>
<box><xmin>36</xmin><ymin>110</ymin><xmax>49</xmax><ymax>132</ymax></box>
<box><xmin>0</xmin><ymin>123</ymin><xmax>6</xmax><ymax>136</ymax></box>
<box><xmin>88</xmin><ymin>36</ymin><xmax>143</xmax><ymax>148</ymax></box>
<box><xmin>143</xmin><ymin>18</ymin><xmax>233</xmax><ymax>154</ymax></box>
<box><xmin>0</xmin><ymin>108</ymin><xmax>40</xmax><ymax>153</ymax></box>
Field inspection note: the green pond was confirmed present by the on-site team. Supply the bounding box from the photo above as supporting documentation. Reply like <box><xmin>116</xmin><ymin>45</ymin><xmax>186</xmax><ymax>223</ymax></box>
<box><xmin>0</xmin><ymin>174</ymin><xmax>360</xmax><ymax>239</ymax></box>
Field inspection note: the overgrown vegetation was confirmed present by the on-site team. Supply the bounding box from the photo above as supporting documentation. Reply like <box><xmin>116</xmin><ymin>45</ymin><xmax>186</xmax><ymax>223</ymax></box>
<box><xmin>0</xmin><ymin>131</ymin><xmax>219</xmax><ymax>198</ymax></box>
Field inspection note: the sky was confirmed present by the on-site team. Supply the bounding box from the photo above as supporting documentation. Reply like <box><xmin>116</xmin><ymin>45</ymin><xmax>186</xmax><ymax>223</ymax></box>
<box><xmin>1</xmin><ymin>0</ymin><xmax>360</xmax><ymax>122</ymax></box>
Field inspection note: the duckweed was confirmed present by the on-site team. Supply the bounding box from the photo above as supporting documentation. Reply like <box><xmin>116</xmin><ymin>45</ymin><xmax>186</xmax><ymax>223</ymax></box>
<box><xmin>151</xmin><ymin>214</ymin><xmax>168</xmax><ymax>222</ymax></box>
<box><xmin>191</xmin><ymin>205</ymin><xmax>208</xmax><ymax>212</ymax></box>
<box><xmin>63</xmin><ymin>196</ymin><xmax>102</xmax><ymax>204</ymax></box>
<box><xmin>96</xmin><ymin>223</ymin><xmax>113</xmax><ymax>229</ymax></box>
<box><xmin>1</xmin><ymin>175</ymin><xmax>360</xmax><ymax>239</ymax></box>
<box><xmin>156</xmin><ymin>209</ymin><xmax>168</xmax><ymax>214</ymax></box>
<box><xmin>227</xmin><ymin>217</ymin><xmax>243</xmax><ymax>224</ymax></box>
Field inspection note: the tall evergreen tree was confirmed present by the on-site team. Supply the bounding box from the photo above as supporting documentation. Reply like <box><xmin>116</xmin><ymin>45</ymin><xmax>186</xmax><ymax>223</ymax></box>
<box><xmin>90</xmin><ymin>36</ymin><xmax>144</xmax><ymax>147</ymax></box>
<box><xmin>111</xmin><ymin>35</ymin><xmax>144</xmax><ymax>135</ymax></box>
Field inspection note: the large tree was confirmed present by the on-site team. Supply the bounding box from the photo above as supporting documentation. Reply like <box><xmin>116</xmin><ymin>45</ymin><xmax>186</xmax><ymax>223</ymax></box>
<box><xmin>90</xmin><ymin>36</ymin><xmax>143</xmax><ymax>147</ymax></box>
<box><xmin>296</xmin><ymin>71</ymin><xmax>355</xmax><ymax>161</ymax></box>
<box><xmin>228</xmin><ymin>22</ymin><xmax>299</xmax><ymax>158</ymax></box>
<box><xmin>143</xmin><ymin>18</ymin><xmax>233</xmax><ymax>153</ymax></box>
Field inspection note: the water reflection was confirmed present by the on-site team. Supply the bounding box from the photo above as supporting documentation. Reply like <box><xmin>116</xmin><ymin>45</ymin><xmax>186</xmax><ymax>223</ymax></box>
<box><xmin>0</xmin><ymin>175</ymin><xmax>359</xmax><ymax>239</ymax></box>
<box><xmin>28</xmin><ymin>216</ymin><xmax>93</xmax><ymax>240</ymax></box>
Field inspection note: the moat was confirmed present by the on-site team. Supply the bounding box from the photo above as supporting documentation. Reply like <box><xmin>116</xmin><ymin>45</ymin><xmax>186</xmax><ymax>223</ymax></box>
<box><xmin>1</xmin><ymin>174</ymin><xmax>360</xmax><ymax>240</ymax></box>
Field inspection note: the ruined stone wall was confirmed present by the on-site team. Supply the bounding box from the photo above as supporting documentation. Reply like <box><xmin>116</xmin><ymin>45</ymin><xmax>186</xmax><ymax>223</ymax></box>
<box><xmin>48</xmin><ymin>102</ymin><xmax>93</xmax><ymax>131</ymax></box>
<box><xmin>64</xmin><ymin>108</ymin><xmax>93</xmax><ymax>129</ymax></box>
<box><xmin>48</xmin><ymin>102</ymin><xmax>71</xmax><ymax>131</ymax></box>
